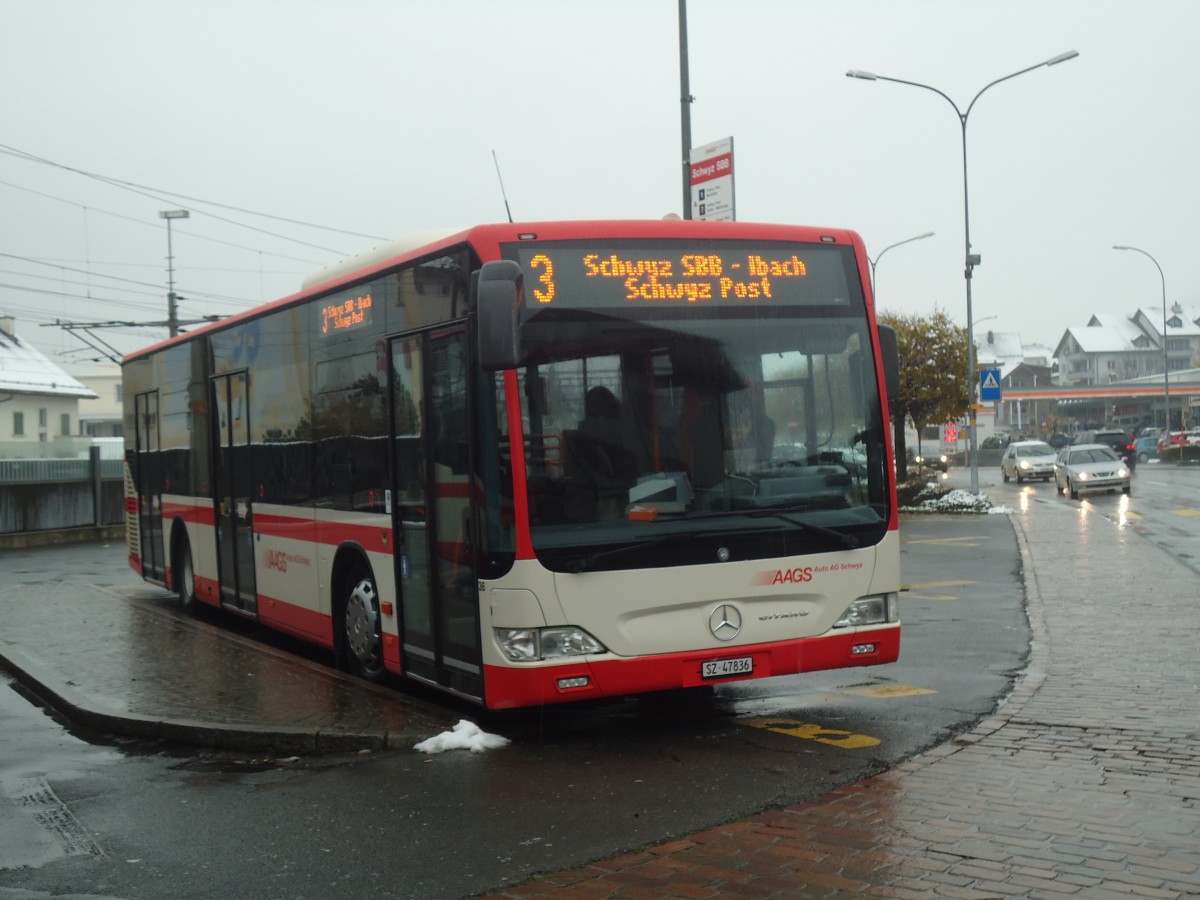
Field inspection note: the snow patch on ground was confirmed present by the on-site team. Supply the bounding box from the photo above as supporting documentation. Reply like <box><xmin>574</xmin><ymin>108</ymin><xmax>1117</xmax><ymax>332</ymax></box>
<box><xmin>901</xmin><ymin>483</ymin><xmax>1013</xmax><ymax>515</ymax></box>
<box><xmin>414</xmin><ymin>719</ymin><xmax>510</xmax><ymax>754</ymax></box>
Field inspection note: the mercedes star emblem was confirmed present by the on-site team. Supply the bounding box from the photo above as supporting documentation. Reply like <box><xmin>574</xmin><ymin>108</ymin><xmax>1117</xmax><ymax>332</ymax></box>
<box><xmin>709</xmin><ymin>604</ymin><xmax>742</xmax><ymax>641</ymax></box>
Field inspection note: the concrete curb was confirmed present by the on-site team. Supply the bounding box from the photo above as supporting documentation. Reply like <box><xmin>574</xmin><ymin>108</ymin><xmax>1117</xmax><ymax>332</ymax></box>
<box><xmin>0</xmin><ymin>642</ymin><xmax>416</xmax><ymax>755</ymax></box>
<box><xmin>0</xmin><ymin>524</ymin><xmax>126</xmax><ymax>552</ymax></box>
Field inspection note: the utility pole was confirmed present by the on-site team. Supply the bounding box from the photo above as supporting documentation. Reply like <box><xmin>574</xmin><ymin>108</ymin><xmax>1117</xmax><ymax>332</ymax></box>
<box><xmin>159</xmin><ymin>209</ymin><xmax>189</xmax><ymax>338</ymax></box>
<box><xmin>678</xmin><ymin>0</ymin><xmax>694</xmax><ymax>219</ymax></box>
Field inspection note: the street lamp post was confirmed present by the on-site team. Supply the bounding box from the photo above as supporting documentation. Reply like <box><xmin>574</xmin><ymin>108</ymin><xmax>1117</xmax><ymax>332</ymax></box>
<box><xmin>868</xmin><ymin>231</ymin><xmax>934</xmax><ymax>297</ymax></box>
<box><xmin>847</xmin><ymin>50</ymin><xmax>1079</xmax><ymax>495</ymax></box>
<box><xmin>1113</xmin><ymin>245</ymin><xmax>1170</xmax><ymax>430</ymax></box>
<box><xmin>159</xmin><ymin>209</ymin><xmax>189</xmax><ymax>338</ymax></box>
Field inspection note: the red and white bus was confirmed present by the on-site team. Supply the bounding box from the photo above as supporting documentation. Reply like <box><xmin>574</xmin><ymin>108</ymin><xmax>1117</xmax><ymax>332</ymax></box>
<box><xmin>123</xmin><ymin>220</ymin><xmax>901</xmax><ymax>709</ymax></box>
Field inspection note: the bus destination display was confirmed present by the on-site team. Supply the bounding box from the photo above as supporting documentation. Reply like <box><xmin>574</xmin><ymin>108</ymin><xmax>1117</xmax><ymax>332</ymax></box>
<box><xmin>514</xmin><ymin>241</ymin><xmax>853</xmax><ymax>308</ymax></box>
<box><xmin>319</xmin><ymin>292</ymin><xmax>374</xmax><ymax>335</ymax></box>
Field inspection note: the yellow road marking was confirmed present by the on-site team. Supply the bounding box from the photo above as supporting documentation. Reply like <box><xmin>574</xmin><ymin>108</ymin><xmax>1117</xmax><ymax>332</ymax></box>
<box><xmin>843</xmin><ymin>685</ymin><xmax>937</xmax><ymax>698</ymax></box>
<box><xmin>742</xmin><ymin>718</ymin><xmax>880</xmax><ymax>749</ymax></box>
<box><xmin>1171</xmin><ymin>509</ymin><xmax>1200</xmax><ymax>517</ymax></box>
<box><xmin>904</xmin><ymin>579</ymin><xmax>973</xmax><ymax>601</ymax></box>
<box><xmin>904</xmin><ymin>536</ymin><xmax>984</xmax><ymax>548</ymax></box>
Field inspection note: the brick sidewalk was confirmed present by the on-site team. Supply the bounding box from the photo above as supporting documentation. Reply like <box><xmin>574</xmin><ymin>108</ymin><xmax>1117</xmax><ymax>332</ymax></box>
<box><xmin>483</xmin><ymin>499</ymin><xmax>1200</xmax><ymax>898</ymax></box>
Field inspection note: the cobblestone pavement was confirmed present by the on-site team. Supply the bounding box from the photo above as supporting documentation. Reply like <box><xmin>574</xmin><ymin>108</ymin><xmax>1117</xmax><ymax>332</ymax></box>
<box><xmin>481</xmin><ymin>496</ymin><xmax>1200</xmax><ymax>899</ymax></box>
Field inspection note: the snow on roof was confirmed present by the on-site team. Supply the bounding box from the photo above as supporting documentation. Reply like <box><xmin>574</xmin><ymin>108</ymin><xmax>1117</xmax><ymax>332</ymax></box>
<box><xmin>0</xmin><ymin>319</ymin><xmax>99</xmax><ymax>399</ymax></box>
<box><xmin>975</xmin><ymin>329</ymin><xmax>1025</xmax><ymax>363</ymax></box>
<box><xmin>1162</xmin><ymin>304</ymin><xmax>1200</xmax><ymax>336</ymax></box>
<box><xmin>1061</xmin><ymin>314</ymin><xmax>1152</xmax><ymax>354</ymax></box>
<box><xmin>974</xmin><ymin>330</ymin><xmax>1035</xmax><ymax>380</ymax></box>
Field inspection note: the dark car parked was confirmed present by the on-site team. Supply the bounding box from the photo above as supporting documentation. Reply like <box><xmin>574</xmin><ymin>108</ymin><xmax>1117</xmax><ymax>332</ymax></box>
<box><xmin>1073</xmin><ymin>429</ymin><xmax>1137</xmax><ymax>471</ymax></box>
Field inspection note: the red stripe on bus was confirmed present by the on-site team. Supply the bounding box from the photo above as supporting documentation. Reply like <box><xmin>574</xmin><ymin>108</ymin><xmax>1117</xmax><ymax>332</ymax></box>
<box><xmin>253</xmin><ymin>512</ymin><xmax>394</xmax><ymax>555</ymax></box>
<box><xmin>258</xmin><ymin>592</ymin><xmax>335</xmax><ymax>649</ymax></box>
<box><xmin>194</xmin><ymin>574</ymin><xmax>222</xmax><ymax>607</ymax></box>
<box><xmin>482</xmin><ymin>626</ymin><xmax>901</xmax><ymax>710</ymax></box>
<box><xmin>162</xmin><ymin>500</ymin><xmax>214</xmax><ymax>525</ymax></box>
<box><xmin>253</xmin><ymin>512</ymin><xmax>321</xmax><ymax>542</ymax></box>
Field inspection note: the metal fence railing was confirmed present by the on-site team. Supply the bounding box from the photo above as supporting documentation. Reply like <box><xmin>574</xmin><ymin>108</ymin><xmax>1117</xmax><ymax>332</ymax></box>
<box><xmin>0</xmin><ymin>442</ymin><xmax>125</xmax><ymax>535</ymax></box>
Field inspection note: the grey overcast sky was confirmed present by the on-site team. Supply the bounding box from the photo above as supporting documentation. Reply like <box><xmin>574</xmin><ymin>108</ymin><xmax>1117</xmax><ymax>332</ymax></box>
<box><xmin>1</xmin><ymin>0</ymin><xmax>1196</xmax><ymax>368</ymax></box>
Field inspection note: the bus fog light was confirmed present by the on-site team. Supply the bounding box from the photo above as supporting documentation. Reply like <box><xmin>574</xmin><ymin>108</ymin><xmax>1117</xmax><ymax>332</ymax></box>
<box><xmin>833</xmin><ymin>592</ymin><xmax>899</xmax><ymax>628</ymax></box>
<box><xmin>557</xmin><ymin>676</ymin><xmax>590</xmax><ymax>690</ymax></box>
<box><xmin>851</xmin><ymin>643</ymin><xmax>876</xmax><ymax>655</ymax></box>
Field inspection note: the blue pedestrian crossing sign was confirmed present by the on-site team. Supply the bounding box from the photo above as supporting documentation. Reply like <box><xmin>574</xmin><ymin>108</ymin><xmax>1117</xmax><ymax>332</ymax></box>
<box><xmin>979</xmin><ymin>368</ymin><xmax>1002</xmax><ymax>402</ymax></box>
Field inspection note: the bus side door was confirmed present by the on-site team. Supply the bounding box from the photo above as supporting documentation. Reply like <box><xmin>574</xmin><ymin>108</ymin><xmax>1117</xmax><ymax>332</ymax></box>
<box><xmin>212</xmin><ymin>370</ymin><xmax>257</xmax><ymax>614</ymax></box>
<box><xmin>390</xmin><ymin>329</ymin><xmax>483</xmax><ymax>700</ymax></box>
<box><xmin>133</xmin><ymin>390</ymin><xmax>165</xmax><ymax>583</ymax></box>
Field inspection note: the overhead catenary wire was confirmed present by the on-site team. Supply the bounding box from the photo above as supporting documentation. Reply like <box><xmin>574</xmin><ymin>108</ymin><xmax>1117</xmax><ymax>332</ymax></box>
<box><xmin>0</xmin><ymin>144</ymin><xmax>388</xmax><ymax>246</ymax></box>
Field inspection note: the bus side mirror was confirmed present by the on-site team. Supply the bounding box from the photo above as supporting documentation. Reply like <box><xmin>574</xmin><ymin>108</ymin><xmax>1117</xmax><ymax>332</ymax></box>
<box><xmin>476</xmin><ymin>260</ymin><xmax>524</xmax><ymax>371</ymax></box>
<box><xmin>877</xmin><ymin>324</ymin><xmax>900</xmax><ymax>407</ymax></box>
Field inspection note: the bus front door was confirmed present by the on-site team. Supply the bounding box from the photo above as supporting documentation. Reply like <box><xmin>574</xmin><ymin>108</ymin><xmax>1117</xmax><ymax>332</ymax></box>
<box><xmin>391</xmin><ymin>331</ymin><xmax>483</xmax><ymax>700</ymax></box>
<box><xmin>134</xmin><ymin>390</ymin><xmax>165</xmax><ymax>583</ymax></box>
<box><xmin>212</xmin><ymin>371</ymin><xmax>257</xmax><ymax>614</ymax></box>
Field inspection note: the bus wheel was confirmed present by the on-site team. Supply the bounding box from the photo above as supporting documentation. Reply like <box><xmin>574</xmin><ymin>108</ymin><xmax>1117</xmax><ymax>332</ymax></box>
<box><xmin>176</xmin><ymin>537</ymin><xmax>197</xmax><ymax>614</ymax></box>
<box><xmin>342</xmin><ymin>566</ymin><xmax>384</xmax><ymax>681</ymax></box>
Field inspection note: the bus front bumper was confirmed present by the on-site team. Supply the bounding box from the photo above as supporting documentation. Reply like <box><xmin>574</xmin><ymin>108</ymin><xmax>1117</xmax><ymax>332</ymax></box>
<box><xmin>482</xmin><ymin>625</ymin><xmax>900</xmax><ymax>710</ymax></box>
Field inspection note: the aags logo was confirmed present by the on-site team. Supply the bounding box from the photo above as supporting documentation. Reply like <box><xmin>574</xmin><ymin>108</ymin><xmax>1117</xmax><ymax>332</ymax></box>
<box><xmin>773</xmin><ymin>567</ymin><xmax>813</xmax><ymax>584</ymax></box>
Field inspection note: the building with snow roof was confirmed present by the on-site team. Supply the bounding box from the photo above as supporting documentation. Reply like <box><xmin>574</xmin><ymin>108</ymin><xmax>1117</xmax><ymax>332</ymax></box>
<box><xmin>0</xmin><ymin>316</ymin><xmax>99</xmax><ymax>453</ymax></box>
<box><xmin>1054</xmin><ymin>306</ymin><xmax>1200</xmax><ymax>387</ymax></box>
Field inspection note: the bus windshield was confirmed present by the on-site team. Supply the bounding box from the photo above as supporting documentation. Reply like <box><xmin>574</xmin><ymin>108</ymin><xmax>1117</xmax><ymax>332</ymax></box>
<box><xmin>506</xmin><ymin>240</ymin><xmax>890</xmax><ymax>572</ymax></box>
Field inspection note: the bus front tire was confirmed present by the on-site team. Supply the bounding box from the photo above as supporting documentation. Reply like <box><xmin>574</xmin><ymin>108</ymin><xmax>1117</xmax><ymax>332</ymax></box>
<box><xmin>341</xmin><ymin>565</ymin><xmax>385</xmax><ymax>682</ymax></box>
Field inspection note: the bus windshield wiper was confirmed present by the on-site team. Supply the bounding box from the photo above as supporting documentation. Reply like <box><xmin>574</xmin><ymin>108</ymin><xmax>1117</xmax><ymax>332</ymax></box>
<box><xmin>566</xmin><ymin>532</ymin><xmax>696</xmax><ymax>574</ymax></box>
<box><xmin>743</xmin><ymin>506</ymin><xmax>860</xmax><ymax>549</ymax></box>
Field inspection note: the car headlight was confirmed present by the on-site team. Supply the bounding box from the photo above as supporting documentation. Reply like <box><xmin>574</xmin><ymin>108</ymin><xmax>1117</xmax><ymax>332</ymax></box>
<box><xmin>1019</xmin><ymin>461</ymin><xmax>1031</xmax><ymax>470</ymax></box>
<box><xmin>495</xmin><ymin>626</ymin><xmax>607</xmax><ymax>661</ymax></box>
<box><xmin>832</xmin><ymin>592</ymin><xmax>899</xmax><ymax>628</ymax></box>
<box><xmin>1076</xmin><ymin>471</ymin><xmax>1089</xmax><ymax>481</ymax></box>
<box><xmin>1117</xmin><ymin>467</ymin><xmax>1129</xmax><ymax>477</ymax></box>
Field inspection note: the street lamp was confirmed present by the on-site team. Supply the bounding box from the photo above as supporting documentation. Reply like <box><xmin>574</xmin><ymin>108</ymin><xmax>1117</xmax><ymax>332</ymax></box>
<box><xmin>868</xmin><ymin>231</ymin><xmax>934</xmax><ymax>297</ymax></box>
<box><xmin>1113</xmin><ymin>245</ymin><xmax>1170</xmax><ymax>430</ymax></box>
<box><xmin>159</xmin><ymin>209</ymin><xmax>189</xmax><ymax>338</ymax></box>
<box><xmin>847</xmin><ymin>50</ymin><xmax>1079</xmax><ymax>495</ymax></box>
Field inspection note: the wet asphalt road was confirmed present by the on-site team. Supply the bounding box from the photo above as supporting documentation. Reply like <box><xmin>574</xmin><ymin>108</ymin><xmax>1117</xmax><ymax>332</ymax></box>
<box><xmin>0</xmin><ymin>513</ymin><xmax>1026</xmax><ymax>898</ymax></box>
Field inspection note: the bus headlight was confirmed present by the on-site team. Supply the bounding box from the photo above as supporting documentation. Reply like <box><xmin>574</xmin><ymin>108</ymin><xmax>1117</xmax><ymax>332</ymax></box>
<box><xmin>832</xmin><ymin>592</ymin><xmax>900</xmax><ymax>628</ymax></box>
<box><xmin>495</xmin><ymin>626</ymin><xmax>607</xmax><ymax>661</ymax></box>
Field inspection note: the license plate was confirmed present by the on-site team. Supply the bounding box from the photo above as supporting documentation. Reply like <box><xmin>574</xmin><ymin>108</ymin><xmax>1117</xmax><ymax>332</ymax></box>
<box><xmin>702</xmin><ymin>656</ymin><xmax>754</xmax><ymax>679</ymax></box>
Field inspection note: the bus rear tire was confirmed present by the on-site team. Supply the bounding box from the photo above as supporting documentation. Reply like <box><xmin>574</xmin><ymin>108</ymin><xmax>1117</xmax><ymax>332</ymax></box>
<box><xmin>341</xmin><ymin>565</ymin><xmax>385</xmax><ymax>682</ymax></box>
<box><xmin>176</xmin><ymin>535</ymin><xmax>197</xmax><ymax>614</ymax></box>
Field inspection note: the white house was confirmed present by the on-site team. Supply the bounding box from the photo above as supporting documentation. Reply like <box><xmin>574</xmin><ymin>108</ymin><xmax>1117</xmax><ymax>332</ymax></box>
<box><xmin>0</xmin><ymin>316</ymin><xmax>99</xmax><ymax>454</ymax></box>
<box><xmin>72</xmin><ymin>363</ymin><xmax>124</xmax><ymax>438</ymax></box>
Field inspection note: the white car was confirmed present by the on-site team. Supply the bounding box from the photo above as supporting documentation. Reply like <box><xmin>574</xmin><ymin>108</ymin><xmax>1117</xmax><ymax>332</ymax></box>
<box><xmin>1054</xmin><ymin>443</ymin><xmax>1131</xmax><ymax>500</ymax></box>
<box><xmin>1000</xmin><ymin>440</ymin><xmax>1057</xmax><ymax>483</ymax></box>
